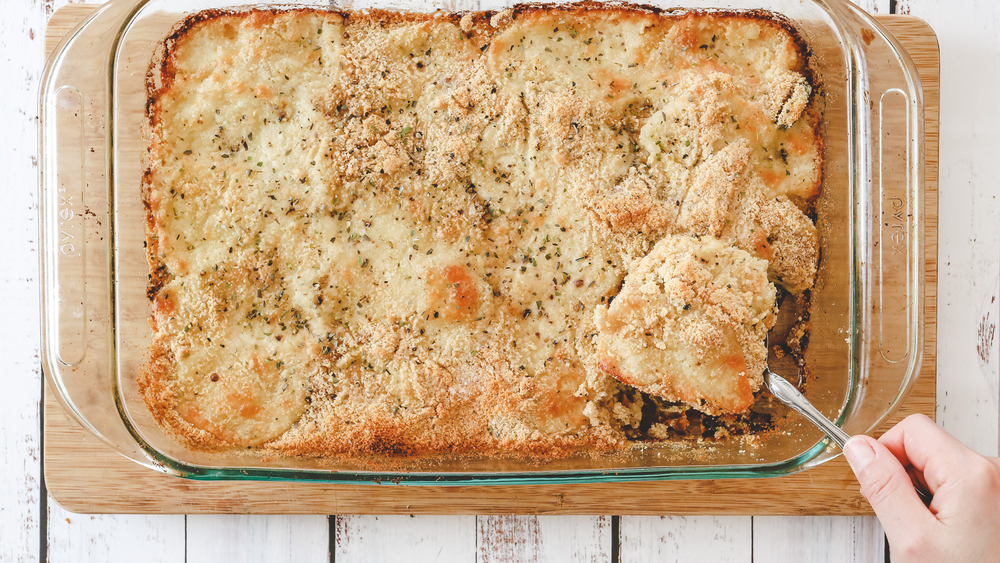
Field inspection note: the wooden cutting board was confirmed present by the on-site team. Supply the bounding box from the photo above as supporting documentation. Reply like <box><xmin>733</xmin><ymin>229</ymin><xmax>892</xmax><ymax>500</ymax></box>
<box><xmin>43</xmin><ymin>5</ymin><xmax>939</xmax><ymax>515</ymax></box>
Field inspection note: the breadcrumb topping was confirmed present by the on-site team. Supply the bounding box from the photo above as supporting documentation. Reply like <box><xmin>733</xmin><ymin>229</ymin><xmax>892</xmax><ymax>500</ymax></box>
<box><xmin>141</xmin><ymin>4</ymin><xmax>821</xmax><ymax>457</ymax></box>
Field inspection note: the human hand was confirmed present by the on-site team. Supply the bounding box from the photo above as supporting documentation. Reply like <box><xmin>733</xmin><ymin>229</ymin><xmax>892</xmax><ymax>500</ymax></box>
<box><xmin>843</xmin><ymin>413</ymin><xmax>1000</xmax><ymax>562</ymax></box>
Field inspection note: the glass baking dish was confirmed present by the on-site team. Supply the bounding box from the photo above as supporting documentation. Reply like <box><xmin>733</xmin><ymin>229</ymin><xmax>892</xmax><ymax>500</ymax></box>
<box><xmin>40</xmin><ymin>0</ymin><xmax>925</xmax><ymax>484</ymax></box>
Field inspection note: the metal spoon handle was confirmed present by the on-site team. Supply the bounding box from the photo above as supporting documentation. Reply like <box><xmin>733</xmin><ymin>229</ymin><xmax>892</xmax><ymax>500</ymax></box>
<box><xmin>765</xmin><ymin>371</ymin><xmax>851</xmax><ymax>448</ymax></box>
<box><xmin>764</xmin><ymin>371</ymin><xmax>933</xmax><ymax>505</ymax></box>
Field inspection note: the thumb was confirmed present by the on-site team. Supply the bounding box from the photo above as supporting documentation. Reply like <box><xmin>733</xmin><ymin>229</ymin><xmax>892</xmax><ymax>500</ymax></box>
<box><xmin>844</xmin><ymin>435</ymin><xmax>934</xmax><ymax>538</ymax></box>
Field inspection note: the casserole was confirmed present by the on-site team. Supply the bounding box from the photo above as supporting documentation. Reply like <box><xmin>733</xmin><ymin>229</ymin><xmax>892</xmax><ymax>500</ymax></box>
<box><xmin>40</xmin><ymin>0</ymin><xmax>924</xmax><ymax>484</ymax></box>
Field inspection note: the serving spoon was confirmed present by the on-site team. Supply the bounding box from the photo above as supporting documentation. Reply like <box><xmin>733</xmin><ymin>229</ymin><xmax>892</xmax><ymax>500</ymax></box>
<box><xmin>762</xmin><ymin>369</ymin><xmax>933</xmax><ymax>506</ymax></box>
<box><xmin>762</xmin><ymin>370</ymin><xmax>851</xmax><ymax>448</ymax></box>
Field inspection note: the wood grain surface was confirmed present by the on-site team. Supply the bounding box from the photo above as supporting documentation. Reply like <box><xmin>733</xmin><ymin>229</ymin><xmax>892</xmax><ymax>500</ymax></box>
<box><xmin>40</xmin><ymin>6</ymin><xmax>940</xmax><ymax>517</ymax></box>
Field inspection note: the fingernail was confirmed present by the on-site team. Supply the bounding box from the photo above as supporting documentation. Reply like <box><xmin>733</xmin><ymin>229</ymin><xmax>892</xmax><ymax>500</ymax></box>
<box><xmin>844</xmin><ymin>436</ymin><xmax>876</xmax><ymax>474</ymax></box>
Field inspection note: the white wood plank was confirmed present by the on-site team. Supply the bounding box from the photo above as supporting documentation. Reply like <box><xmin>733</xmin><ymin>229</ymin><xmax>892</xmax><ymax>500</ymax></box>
<box><xmin>186</xmin><ymin>515</ymin><xmax>329</xmax><ymax>563</ymax></box>
<box><xmin>335</xmin><ymin>515</ymin><xmax>475</xmax><ymax>562</ymax></box>
<box><xmin>752</xmin><ymin>516</ymin><xmax>885</xmax><ymax>562</ymax></box>
<box><xmin>45</xmin><ymin>512</ymin><xmax>186</xmax><ymax>563</ymax></box>
<box><xmin>976</xmin><ymin>278</ymin><xmax>999</xmax><ymax>425</ymax></box>
<box><xmin>619</xmin><ymin>516</ymin><xmax>751</xmax><ymax>562</ymax></box>
<box><xmin>891</xmin><ymin>0</ymin><xmax>912</xmax><ymax>15</ymax></box>
<box><xmin>902</xmin><ymin>0</ymin><xmax>1000</xmax><ymax>456</ymax></box>
<box><xmin>477</xmin><ymin>515</ymin><xmax>610</xmax><ymax>563</ymax></box>
<box><xmin>2</xmin><ymin>0</ymin><xmax>72</xmax><ymax>561</ymax></box>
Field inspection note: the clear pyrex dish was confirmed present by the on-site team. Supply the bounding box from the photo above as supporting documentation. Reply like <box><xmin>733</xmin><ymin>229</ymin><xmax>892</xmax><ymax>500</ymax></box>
<box><xmin>40</xmin><ymin>0</ymin><xmax>925</xmax><ymax>484</ymax></box>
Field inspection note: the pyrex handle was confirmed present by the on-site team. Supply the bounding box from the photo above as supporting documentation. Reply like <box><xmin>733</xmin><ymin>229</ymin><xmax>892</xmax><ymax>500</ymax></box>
<box><xmin>41</xmin><ymin>0</ymin><xmax>128</xmax><ymax>374</ymax></box>
<box><xmin>873</xmin><ymin>76</ymin><xmax>922</xmax><ymax>367</ymax></box>
<box><xmin>837</xmin><ymin>6</ymin><xmax>927</xmax><ymax>436</ymax></box>
<box><xmin>42</xmin><ymin>85</ymin><xmax>90</xmax><ymax>368</ymax></box>
<box><xmin>849</xmin><ymin>11</ymin><xmax>925</xmax><ymax>368</ymax></box>
<box><xmin>39</xmin><ymin>1</ymin><xmax>159</xmax><ymax>470</ymax></box>
<box><xmin>865</xmin><ymin>17</ymin><xmax>924</xmax><ymax>376</ymax></box>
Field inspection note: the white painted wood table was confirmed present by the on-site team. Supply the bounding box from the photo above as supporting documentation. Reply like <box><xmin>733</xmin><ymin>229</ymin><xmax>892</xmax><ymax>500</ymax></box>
<box><xmin>3</xmin><ymin>0</ymin><xmax>996</xmax><ymax>560</ymax></box>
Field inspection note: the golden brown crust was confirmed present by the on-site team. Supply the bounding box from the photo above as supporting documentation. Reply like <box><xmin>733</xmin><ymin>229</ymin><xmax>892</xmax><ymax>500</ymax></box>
<box><xmin>142</xmin><ymin>4</ymin><xmax>822</xmax><ymax>458</ymax></box>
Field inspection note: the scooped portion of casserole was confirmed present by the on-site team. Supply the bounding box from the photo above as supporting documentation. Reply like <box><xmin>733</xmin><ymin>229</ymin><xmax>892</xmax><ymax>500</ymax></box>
<box><xmin>141</xmin><ymin>4</ymin><xmax>821</xmax><ymax>456</ymax></box>
<box><xmin>595</xmin><ymin>234</ymin><xmax>777</xmax><ymax>415</ymax></box>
